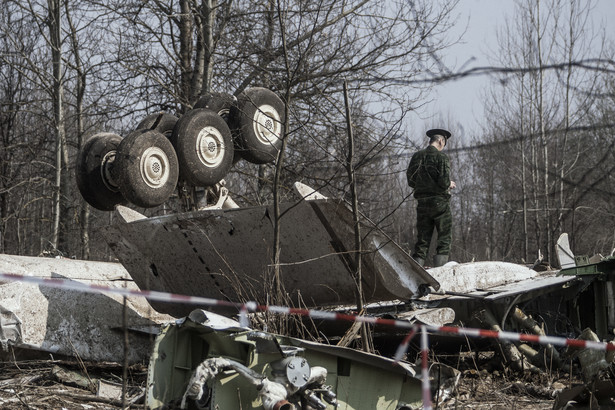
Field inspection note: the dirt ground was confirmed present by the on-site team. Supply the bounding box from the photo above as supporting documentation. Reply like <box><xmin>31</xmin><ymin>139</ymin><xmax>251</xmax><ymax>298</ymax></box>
<box><xmin>432</xmin><ymin>349</ymin><xmax>615</xmax><ymax>410</ymax></box>
<box><xmin>440</xmin><ymin>370</ymin><xmax>561</xmax><ymax>409</ymax></box>
<box><xmin>0</xmin><ymin>351</ymin><xmax>612</xmax><ymax>409</ymax></box>
<box><xmin>0</xmin><ymin>359</ymin><xmax>147</xmax><ymax>409</ymax></box>
<box><xmin>0</xmin><ymin>360</ymin><xmax>570</xmax><ymax>410</ymax></box>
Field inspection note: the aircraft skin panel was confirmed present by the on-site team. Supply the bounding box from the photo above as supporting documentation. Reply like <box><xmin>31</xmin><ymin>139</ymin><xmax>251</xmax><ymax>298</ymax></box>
<box><xmin>103</xmin><ymin>200</ymin><xmax>438</xmax><ymax>317</ymax></box>
<box><xmin>146</xmin><ymin>310</ymin><xmax>424</xmax><ymax>409</ymax></box>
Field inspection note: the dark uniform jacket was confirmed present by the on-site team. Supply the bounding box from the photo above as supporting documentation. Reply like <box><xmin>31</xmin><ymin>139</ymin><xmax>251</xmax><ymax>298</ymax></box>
<box><xmin>406</xmin><ymin>145</ymin><xmax>451</xmax><ymax>200</ymax></box>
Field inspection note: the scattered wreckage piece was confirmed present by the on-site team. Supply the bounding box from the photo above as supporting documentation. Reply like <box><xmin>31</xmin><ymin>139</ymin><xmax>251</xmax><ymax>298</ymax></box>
<box><xmin>511</xmin><ymin>307</ymin><xmax>565</xmax><ymax>370</ymax></box>
<box><xmin>550</xmin><ymin>327</ymin><xmax>615</xmax><ymax>409</ymax></box>
<box><xmin>102</xmin><ymin>195</ymin><xmax>439</xmax><ymax>318</ymax></box>
<box><xmin>51</xmin><ymin>364</ymin><xmax>143</xmax><ymax>403</ymax></box>
<box><xmin>557</xmin><ymin>233</ymin><xmax>615</xmax><ymax>340</ymax></box>
<box><xmin>146</xmin><ymin>309</ymin><xmax>454</xmax><ymax>410</ymax></box>
<box><xmin>427</xmin><ymin>260</ymin><xmax>540</xmax><ymax>293</ymax></box>
<box><xmin>0</xmin><ymin>360</ymin><xmax>147</xmax><ymax>408</ymax></box>
<box><xmin>567</xmin><ymin>328</ymin><xmax>615</xmax><ymax>383</ymax></box>
<box><xmin>552</xmin><ymin>380</ymin><xmax>615</xmax><ymax>409</ymax></box>
<box><xmin>417</xmin><ymin>234</ymin><xmax>615</xmax><ymax>409</ymax></box>
<box><xmin>0</xmin><ymin>254</ymin><xmax>173</xmax><ymax>363</ymax></box>
<box><xmin>419</xmin><ymin>260</ymin><xmax>584</xmax><ymax>331</ymax></box>
<box><xmin>475</xmin><ymin>308</ymin><xmax>541</xmax><ymax>373</ymax></box>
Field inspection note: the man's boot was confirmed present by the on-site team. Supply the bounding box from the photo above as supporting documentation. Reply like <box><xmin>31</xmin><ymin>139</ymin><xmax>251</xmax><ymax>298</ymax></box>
<box><xmin>433</xmin><ymin>254</ymin><xmax>448</xmax><ymax>267</ymax></box>
<box><xmin>414</xmin><ymin>256</ymin><xmax>425</xmax><ymax>267</ymax></box>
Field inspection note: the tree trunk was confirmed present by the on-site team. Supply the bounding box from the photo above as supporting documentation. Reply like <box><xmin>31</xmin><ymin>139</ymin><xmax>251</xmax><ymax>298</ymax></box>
<box><xmin>199</xmin><ymin>0</ymin><xmax>216</xmax><ymax>96</ymax></box>
<box><xmin>272</xmin><ymin>0</ymin><xmax>288</xmax><ymax>308</ymax></box>
<box><xmin>178</xmin><ymin>0</ymin><xmax>194</xmax><ymax>109</ymax></box>
<box><xmin>48</xmin><ymin>0</ymin><xmax>65</xmax><ymax>253</ymax></box>
<box><xmin>65</xmin><ymin>0</ymin><xmax>89</xmax><ymax>259</ymax></box>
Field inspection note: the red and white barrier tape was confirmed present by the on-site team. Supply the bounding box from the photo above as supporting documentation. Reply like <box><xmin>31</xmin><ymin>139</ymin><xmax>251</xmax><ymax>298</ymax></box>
<box><xmin>427</xmin><ymin>325</ymin><xmax>613</xmax><ymax>352</ymax></box>
<box><xmin>0</xmin><ymin>272</ymin><xmax>415</xmax><ymax>329</ymax></box>
<box><xmin>2</xmin><ymin>272</ymin><xmax>613</xmax><ymax>352</ymax></box>
<box><xmin>3</xmin><ymin>271</ymin><xmax>615</xmax><ymax>409</ymax></box>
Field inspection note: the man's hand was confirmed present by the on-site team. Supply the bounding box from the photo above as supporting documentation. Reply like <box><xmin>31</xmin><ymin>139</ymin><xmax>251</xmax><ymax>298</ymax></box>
<box><xmin>449</xmin><ymin>181</ymin><xmax>456</xmax><ymax>189</ymax></box>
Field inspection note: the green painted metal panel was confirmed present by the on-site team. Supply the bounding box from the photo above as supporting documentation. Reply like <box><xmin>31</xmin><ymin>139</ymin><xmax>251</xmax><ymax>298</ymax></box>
<box><xmin>147</xmin><ymin>318</ymin><xmax>423</xmax><ymax>409</ymax></box>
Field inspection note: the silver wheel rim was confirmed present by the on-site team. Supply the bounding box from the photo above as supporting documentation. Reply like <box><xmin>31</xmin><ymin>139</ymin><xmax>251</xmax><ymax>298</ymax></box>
<box><xmin>252</xmin><ymin>104</ymin><xmax>282</xmax><ymax>146</ymax></box>
<box><xmin>196</xmin><ymin>126</ymin><xmax>226</xmax><ymax>168</ymax></box>
<box><xmin>101</xmin><ymin>150</ymin><xmax>120</xmax><ymax>192</ymax></box>
<box><xmin>140</xmin><ymin>147</ymin><xmax>170</xmax><ymax>188</ymax></box>
<box><xmin>217</xmin><ymin>108</ymin><xmax>230</xmax><ymax>122</ymax></box>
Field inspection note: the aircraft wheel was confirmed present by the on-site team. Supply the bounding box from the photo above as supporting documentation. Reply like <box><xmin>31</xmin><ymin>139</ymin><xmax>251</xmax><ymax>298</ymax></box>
<box><xmin>229</xmin><ymin>87</ymin><xmax>285</xmax><ymax>164</ymax></box>
<box><xmin>136</xmin><ymin>112</ymin><xmax>179</xmax><ymax>139</ymax></box>
<box><xmin>194</xmin><ymin>92</ymin><xmax>236</xmax><ymax>122</ymax></box>
<box><xmin>170</xmin><ymin>108</ymin><xmax>234</xmax><ymax>186</ymax></box>
<box><xmin>75</xmin><ymin>132</ymin><xmax>127</xmax><ymax>211</ymax></box>
<box><xmin>115</xmin><ymin>129</ymin><xmax>179</xmax><ymax>208</ymax></box>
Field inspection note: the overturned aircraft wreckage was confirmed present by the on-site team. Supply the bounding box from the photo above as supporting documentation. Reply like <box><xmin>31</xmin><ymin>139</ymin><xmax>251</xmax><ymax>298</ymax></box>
<box><xmin>101</xmin><ymin>184</ymin><xmax>438</xmax><ymax>318</ymax></box>
<box><xmin>146</xmin><ymin>309</ymin><xmax>436</xmax><ymax>409</ymax></box>
<box><xmin>67</xmin><ymin>89</ymin><xmax>615</xmax><ymax>408</ymax></box>
<box><xmin>0</xmin><ymin>254</ymin><xmax>174</xmax><ymax>363</ymax></box>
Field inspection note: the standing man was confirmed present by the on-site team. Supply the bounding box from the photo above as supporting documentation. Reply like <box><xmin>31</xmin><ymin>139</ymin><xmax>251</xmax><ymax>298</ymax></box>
<box><xmin>406</xmin><ymin>129</ymin><xmax>456</xmax><ymax>267</ymax></box>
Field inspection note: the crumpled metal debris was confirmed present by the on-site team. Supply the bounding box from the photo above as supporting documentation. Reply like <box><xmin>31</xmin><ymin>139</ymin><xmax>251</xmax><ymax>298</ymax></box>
<box><xmin>570</xmin><ymin>328</ymin><xmax>614</xmax><ymax>383</ymax></box>
<box><xmin>553</xmin><ymin>380</ymin><xmax>615</xmax><ymax>409</ymax></box>
<box><xmin>180</xmin><ymin>356</ymin><xmax>336</xmax><ymax>410</ymax></box>
<box><xmin>0</xmin><ymin>254</ymin><xmax>173</xmax><ymax>362</ymax></box>
<box><xmin>148</xmin><ymin>309</ymin><xmax>423</xmax><ymax>409</ymax></box>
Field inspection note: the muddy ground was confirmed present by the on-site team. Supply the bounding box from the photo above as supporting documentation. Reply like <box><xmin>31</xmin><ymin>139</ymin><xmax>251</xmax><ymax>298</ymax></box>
<box><xmin>1</xmin><ymin>350</ymin><xmax>608</xmax><ymax>410</ymax></box>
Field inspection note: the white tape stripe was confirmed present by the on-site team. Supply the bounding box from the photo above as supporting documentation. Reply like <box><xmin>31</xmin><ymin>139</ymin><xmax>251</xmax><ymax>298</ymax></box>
<box><xmin>308</xmin><ymin>310</ymin><xmax>338</xmax><ymax>320</ymax></box>
<box><xmin>457</xmin><ymin>328</ymin><xmax>481</xmax><ymax>338</ymax></box>
<box><xmin>538</xmin><ymin>335</ymin><xmax>566</xmax><ymax>347</ymax></box>
<box><xmin>268</xmin><ymin>305</ymin><xmax>291</xmax><ymax>314</ymax></box>
<box><xmin>584</xmin><ymin>340</ymin><xmax>607</xmax><ymax>351</ymax></box>
<box><xmin>498</xmin><ymin>330</ymin><xmax>521</xmax><ymax>342</ymax></box>
<box><xmin>355</xmin><ymin>316</ymin><xmax>378</xmax><ymax>324</ymax></box>
<box><xmin>393</xmin><ymin>340</ymin><xmax>409</xmax><ymax>362</ymax></box>
<box><xmin>421</xmin><ymin>326</ymin><xmax>432</xmax><ymax>410</ymax></box>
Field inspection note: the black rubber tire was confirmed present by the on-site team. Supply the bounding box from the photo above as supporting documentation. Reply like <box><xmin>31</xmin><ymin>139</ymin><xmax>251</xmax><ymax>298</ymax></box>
<box><xmin>194</xmin><ymin>92</ymin><xmax>236</xmax><ymax>122</ymax></box>
<box><xmin>115</xmin><ymin>129</ymin><xmax>179</xmax><ymax>208</ymax></box>
<box><xmin>136</xmin><ymin>112</ymin><xmax>179</xmax><ymax>139</ymax></box>
<box><xmin>75</xmin><ymin>132</ymin><xmax>127</xmax><ymax>211</ymax></box>
<box><xmin>170</xmin><ymin>108</ymin><xmax>234</xmax><ymax>186</ymax></box>
<box><xmin>228</xmin><ymin>87</ymin><xmax>285</xmax><ymax>164</ymax></box>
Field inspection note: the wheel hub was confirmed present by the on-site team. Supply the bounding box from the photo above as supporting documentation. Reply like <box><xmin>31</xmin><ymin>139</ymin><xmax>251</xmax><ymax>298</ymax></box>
<box><xmin>196</xmin><ymin>126</ymin><xmax>226</xmax><ymax>168</ymax></box>
<box><xmin>101</xmin><ymin>151</ymin><xmax>120</xmax><ymax>192</ymax></box>
<box><xmin>252</xmin><ymin>104</ymin><xmax>281</xmax><ymax>145</ymax></box>
<box><xmin>140</xmin><ymin>147</ymin><xmax>170</xmax><ymax>188</ymax></box>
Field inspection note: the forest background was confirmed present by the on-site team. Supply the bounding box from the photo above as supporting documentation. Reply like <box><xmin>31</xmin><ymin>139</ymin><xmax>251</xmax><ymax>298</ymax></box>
<box><xmin>0</xmin><ymin>0</ymin><xmax>614</xmax><ymax>269</ymax></box>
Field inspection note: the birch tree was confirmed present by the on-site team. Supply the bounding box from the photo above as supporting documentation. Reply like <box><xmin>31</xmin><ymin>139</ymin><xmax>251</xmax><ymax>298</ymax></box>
<box><xmin>476</xmin><ymin>0</ymin><xmax>609</xmax><ymax>263</ymax></box>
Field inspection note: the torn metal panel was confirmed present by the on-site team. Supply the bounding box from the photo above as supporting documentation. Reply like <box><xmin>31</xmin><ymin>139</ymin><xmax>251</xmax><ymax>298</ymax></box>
<box><xmin>426</xmin><ymin>272</ymin><xmax>579</xmax><ymax>304</ymax></box>
<box><xmin>0</xmin><ymin>254</ymin><xmax>173</xmax><ymax>363</ymax></box>
<box><xmin>146</xmin><ymin>309</ymin><xmax>427</xmax><ymax>409</ymax></box>
<box><xmin>572</xmin><ymin>328</ymin><xmax>612</xmax><ymax>382</ymax></box>
<box><xmin>395</xmin><ymin>307</ymin><xmax>456</xmax><ymax>327</ymax></box>
<box><xmin>416</xmin><ymin>261</ymin><xmax>583</xmax><ymax>325</ymax></box>
<box><xmin>103</xmin><ymin>200</ymin><xmax>439</xmax><ymax>318</ymax></box>
<box><xmin>427</xmin><ymin>261</ymin><xmax>541</xmax><ymax>294</ymax></box>
<box><xmin>556</xmin><ymin>233</ymin><xmax>577</xmax><ymax>269</ymax></box>
<box><xmin>556</xmin><ymin>234</ymin><xmax>615</xmax><ymax>339</ymax></box>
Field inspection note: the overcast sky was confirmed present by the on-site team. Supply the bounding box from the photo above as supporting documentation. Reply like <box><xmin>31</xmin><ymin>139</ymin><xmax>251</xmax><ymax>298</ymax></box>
<box><xmin>416</xmin><ymin>0</ymin><xmax>615</xmax><ymax>140</ymax></box>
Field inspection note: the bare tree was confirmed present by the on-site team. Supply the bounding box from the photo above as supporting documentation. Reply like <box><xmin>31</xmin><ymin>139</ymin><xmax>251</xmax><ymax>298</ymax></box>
<box><xmin>473</xmin><ymin>0</ymin><xmax>611</xmax><ymax>262</ymax></box>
